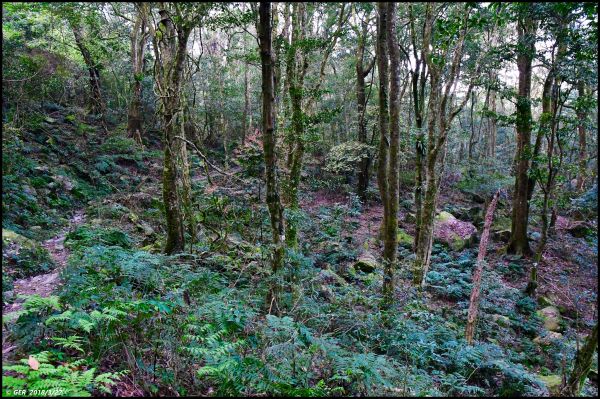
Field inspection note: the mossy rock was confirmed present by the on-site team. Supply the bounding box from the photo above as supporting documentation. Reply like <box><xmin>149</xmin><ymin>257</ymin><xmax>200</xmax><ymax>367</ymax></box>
<box><xmin>397</xmin><ymin>229</ymin><xmax>414</xmax><ymax>248</ymax></box>
<box><xmin>354</xmin><ymin>251</ymin><xmax>378</xmax><ymax>273</ymax></box>
<box><xmin>433</xmin><ymin>211</ymin><xmax>477</xmax><ymax>251</ymax></box>
<box><xmin>537</xmin><ymin>374</ymin><xmax>562</xmax><ymax>395</ymax></box>
<box><xmin>536</xmin><ymin>306</ymin><xmax>562</xmax><ymax>332</ymax></box>
<box><xmin>2</xmin><ymin>229</ymin><xmax>55</xmax><ymax>278</ymax></box>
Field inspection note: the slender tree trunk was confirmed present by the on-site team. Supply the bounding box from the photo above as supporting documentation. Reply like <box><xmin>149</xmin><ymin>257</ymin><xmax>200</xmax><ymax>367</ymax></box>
<box><xmin>508</xmin><ymin>13</ymin><xmax>536</xmax><ymax>256</ymax></box>
<box><xmin>576</xmin><ymin>81</ymin><xmax>587</xmax><ymax>192</ymax></box>
<box><xmin>376</xmin><ymin>2</ymin><xmax>390</xmax><ymax>248</ymax></box>
<box><xmin>259</xmin><ymin>1</ymin><xmax>286</xmax><ymax>312</ymax></box>
<box><xmin>381</xmin><ymin>2</ymin><xmax>400</xmax><ymax>305</ymax></box>
<box><xmin>71</xmin><ymin>23</ymin><xmax>104</xmax><ymax>115</ymax></box>
<box><xmin>127</xmin><ymin>4</ymin><xmax>148</xmax><ymax>145</ymax></box>
<box><xmin>561</xmin><ymin>322</ymin><xmax>598</xmax><ymax>397</ymax></box>
<box><xmin>465</xmin><ymin>190</ymin><xmax>501</xmax><ymax>344</ymax></box>
<box><xmin>356</xmin><ymin>17</ymin><xmax>374</xmax><ymax>200</ymax></box>
<box><xmin>242</xmin><ymin>59</ymin><xmax>250</xmax><ymax>145</ymax></box>
<box><xmin>153</xmin><ymin>8</ymin><xmax>192</xmax><ymax>254</ymax></box>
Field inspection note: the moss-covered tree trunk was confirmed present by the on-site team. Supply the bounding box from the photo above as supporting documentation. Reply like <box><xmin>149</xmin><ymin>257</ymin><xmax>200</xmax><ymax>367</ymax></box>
<box><xmin>71</xmin><ymin>23</ymin><xmax>104</xmax><ymax>115</ymax></box>
<box><xmin>355</xmin><ymin>15</ymin><xmax>375</xmax><ymax>200</ymax></box>
<box><xmin>508</xmin><ymin>11</ymin><xmax>537</xmax><ymax>256</ymax></box>
<box><xmin>576</xmin><ymin>81</ymin><xmax>588</xmax><ymax>192</ymax></box>
<box><xmin>561</xmin><ymin>322</ymin><xmax>598</xmax><ymax>396</ymax></box>
<box><xmin>259</xmin><ymin>2</ymin><xmax>286</xmax><ymax>312</ymax></box>
<box><xmin>127</xmin><ymin>4</ymin><xmax>148</xmax><ymax>146</ymax></box>
<box><xmin>376</xmin><ymin>2</ymin><xmax>401</xmax><ymax>305</ymax></box>
<box><xmin>152</xmin><ymin>7</ymin><xmax>193</xmax><ymax>254</ymax></box>
<box><xmin>413</xmin><ymin>4</ymin><xmax>473</xmax><ymax>286</ymax></box>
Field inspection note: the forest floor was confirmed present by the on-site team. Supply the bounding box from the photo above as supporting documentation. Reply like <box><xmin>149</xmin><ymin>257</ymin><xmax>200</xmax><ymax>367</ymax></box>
<box><xmin>2</xmin><ymin>105</ymin><xmax>598</xmax><ymax>396</ymax></box>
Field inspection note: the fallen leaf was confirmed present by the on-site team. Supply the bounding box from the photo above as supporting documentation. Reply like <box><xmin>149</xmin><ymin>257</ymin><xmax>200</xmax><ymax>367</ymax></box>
<box><xmin>28</xmin><ymin>355</ymin><xmax>40</xmax><ymax>370</ymax></box>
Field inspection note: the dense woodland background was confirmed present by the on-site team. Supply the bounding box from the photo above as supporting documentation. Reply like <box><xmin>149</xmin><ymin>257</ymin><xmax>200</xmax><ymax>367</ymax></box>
<box><xmin>2</xmin><ymin>2</ymin><xmax>598</xmax><ymax>397</ymax></box>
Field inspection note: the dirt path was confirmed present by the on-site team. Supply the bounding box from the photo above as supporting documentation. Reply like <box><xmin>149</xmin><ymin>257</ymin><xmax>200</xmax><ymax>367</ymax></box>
<box><xmin>2</xmin><ymin>210</ymin><xmax>85</xmax><ymax>359</ymax></box>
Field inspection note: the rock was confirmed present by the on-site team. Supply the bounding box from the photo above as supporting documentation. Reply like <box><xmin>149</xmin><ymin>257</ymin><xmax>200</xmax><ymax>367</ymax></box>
<box><xmin>137</xmin><ymin>222</ymin><xmax>154</xmax><ymax>237</ymax></box>
<box><xmin>567</xmin><ymin>221</ymin><xmax>592</xmax><ymax>238</ymax></box>
<box><xmin>493</xmin><ymin>229</ymin><xmax>512</xmax><ymax>243</ymax></box>
<box><xmin>354</xmin><ymin>251</ymin><xmax>378</xmax><ymax>273</ymax></box>
<box><xmin>433</xmin><ymin>211</ymin><xmax>477</xmax><ymax>251</ymax></box>
<box><xmin>492</xmin><ymin>314</ymin><xmax>510</xmax><ymax>327</ymax></box>
<box><xmin>533</xmin><ymin>332</ymin><xmax>563</xmax><ymax>345</ymax></box>
<box><xmin>30</xmin><ymin>226</ymin><xmax>42</xmax><ymax>231</ymax></box>
<box><xmin>529</xmin><ymin>231</ymin><xmax>542</xmax><ymax>242</ymax></box>
<box><xmin>537</xmin><ymin>296</ymin><xmax>556</xmax><ymax>308</ymax></box>
<box><xmin>404</xmin><ymin>213</ymin><xmax>416</xmax><ymax>224</ymax></box>
<box><xmin>537</xmin><ymin>374</ymin><xmax>562</xmax><ymax>395</ymax></box>
<box><xmin>397</xmin><ymin>229</ymin><xmax>414</xmax><ymax>248</ymax></box>
<box><xmin>536</xmin><ymin>306</ymin><xmax>562</xmax><ymax>332</ymax></box>
<box><xmin>45</xmin><ymin>116</ymin><xmax>57</xmax><ymax>124</ymax></box>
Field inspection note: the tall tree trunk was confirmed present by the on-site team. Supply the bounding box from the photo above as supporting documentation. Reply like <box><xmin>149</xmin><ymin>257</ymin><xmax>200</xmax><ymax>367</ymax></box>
<box><xmin>376</xmin><ymin>2</ymin><xmax>390</xmax><ymax>248</ymax></box>
<box><xmin>413</xmin><ymin>4</ymin><xmax>473</xmax><ymax>286</ymax></box>
<box><xmin>508</xmin><ymin>11</ymin><xmax>536</xmax><ymax>256</ymax></box>
<box><xmin>380</xmin><ymin>2</ymin><xmax>400</xmax><ymax>306</ymax></box>
<box><xmin>127</xmin><ymin>4</ymin><xmax>148</xmax><ymax>145</ymax></box>
<box><xmin>576</xmin><ymin>81</ymin><xmax>588</xmax><ymax>192</ymax></box>
<box><xmin>356</xmin><ymin>16</ymin><xmax>375</xmax><ymax>200</ymax></box>
<box><xmin>465</xmin><ymin>190</ymin><xmax>500</xmax><ymax>344</ymax></box>
<box><xmin>152</xmin><ymin>7</ymin><xmax>193</xmax><ymax>254</ymax></box>
<box><xmin>259</xmin><ymin>1</ymin><xmax>286</xmax><ymax>313</ymax></box>
<box><xmin>242</xmin><ymin>59</ymin><xmax>250</xmax><ymax>145</ymax></box>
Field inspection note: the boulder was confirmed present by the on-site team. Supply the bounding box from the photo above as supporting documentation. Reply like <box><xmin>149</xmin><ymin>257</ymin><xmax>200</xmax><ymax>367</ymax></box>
<box><xmin>537</xmin><ymin>374</ymin><xmax>562</xmax><ymax>395</ymax></box>
<box><xmin>536</xmin><ymin>306</ymin><xmax>562</xmax><ymax>332</ymax></box>
<box><xmin>397</xmin><ymin>229</ymin><xmax>414</xmax><ymax>248</ymax></box>
<box><xmin>433</xmin><ymin>211</ymin><xmax>477</xmax><ymax>251</ymax></box>
<box><xmin>493</xmin><ymin>229</ymin><xmax>512</xmax><ymax>243</ymax></box>
<box><xmin>533</xmin><ymin>332</ymin><xmax>563</xmax><ymax>345</ymax></box>
<box><xmin>567</xmin><ymin>221</ymin><xmax>592</xmax><ymax>238</ymax></box>
<box><xmin>354</xmin><ymin>251</ymin><xmax>378</xmax><ymax>273</ymax></box>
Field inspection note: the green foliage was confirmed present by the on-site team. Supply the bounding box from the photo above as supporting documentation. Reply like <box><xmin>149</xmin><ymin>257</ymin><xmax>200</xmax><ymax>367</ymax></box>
<box><xmin>2</xmin><ymin>351</ymin><xmax>124</xmax><ymax>397</ymax></box>
<box><xmin>65</xmin><ymin>226</ymin><xmax>132</xmax><ymax>251</ymax></box>
<box><xmin>324</xmin><ymin>141</ymin><xmax>373</xmax><ymax>175</ymax></box>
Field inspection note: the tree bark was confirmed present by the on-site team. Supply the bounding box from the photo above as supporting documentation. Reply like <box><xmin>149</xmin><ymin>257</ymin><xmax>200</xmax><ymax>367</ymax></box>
<box><xmin>356</xmin><ymin>14</ymin><xmax>375</xmax><ymax>200</ymax></box>
<box><xmin>576</xmin><ymin>81</ymin><xmax>588</xmax><ymax>192</ymax></box>
<box><xmin>380</xmin><ymin>2</ymin><xmax>400</xmax><ymax>306</ymax></box>
<box><xmin>152</xmin><ymin>7</ymin><xmax>193</xmax><ymax>254</ymax></box>
<box><xmin>561</xmin><ymin>322</ymin><xmax>598</xmax><ymax>397</ymax></box>
<box><xmin>465</xmin><ymin>190</ymin><xmax>500</xmax><ymax>344</ymax></box>
<box><xmin>508</xmin><ymin>11</ymin><xmax>536</xmax><ymax>256</ymax></box>
<box><xmin>127</xmin><ymin>3</ymin><xmax>148</xmax><ymax>145</ymax></box>
<box><xmin>259</xmin><ymin>3</ymin><xmax>286</xmax><ymax>313</ymax></box>
<box><xmin>71</xmin><ymin>23</ymin><xmax>104</xmax><ymax>115</ymax></box>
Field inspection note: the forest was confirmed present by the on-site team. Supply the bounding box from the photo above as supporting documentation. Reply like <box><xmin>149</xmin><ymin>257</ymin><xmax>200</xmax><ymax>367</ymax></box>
<box><xmin>1</xmin><ymin>2</ymin><xmax>598</xmax><ymax>397</ymax></box>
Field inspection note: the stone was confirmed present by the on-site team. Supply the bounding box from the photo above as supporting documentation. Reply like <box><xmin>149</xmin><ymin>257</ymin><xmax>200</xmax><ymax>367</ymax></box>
<box><xmin>433</xmin><ymin>211</ymin><xmax>477</xmax><ymax>251</ymax></box>
<box><xmin>354</xmin><ymin>251</ymin><xmax>378</xmax><ymax>273</ymax></box>
<box><xmin>536</xmin><ymin>306</ymin><xmax>562</xmax><ymax>332</ymax></box>
<box><xmin>567</xmin><ymin>221</ymin><xmax>592</xmax><ymax>238</ymax></box>
<box><xmin>533</xmin><ymin>332</ymin><xmax>563</xmax><ymax>345</ymax></box>
<box><xmin>492</xmin><ymin>314</ymin><xmax>510</xmax><ymax>327</ymax></box>
<box><xmin>537</xmin><ymin>374</ymin><xmax>562</xmax><ymax>395</ymax></box>
<box><xmin>529</xmin><ymin>231</ymin><xmax>542</xmax><ymax>242</ymax></box>
<box><xmin>397</xmin><ymin>229</ymin><xmax>414</xmax><ymax>248</ymax></box>
<box><xmin>137</xmin><ymin>222</ymin><xmax>154</xmax><ymax>237</ymax></box>
<box><xmin>493</xmin><ymin>229</ymin><xmax>512</xmax><ymax>243</ymax></box>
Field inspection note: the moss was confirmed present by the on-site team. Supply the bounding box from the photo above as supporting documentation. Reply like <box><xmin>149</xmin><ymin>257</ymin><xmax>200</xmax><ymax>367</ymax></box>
<box><xmin>397</xmin><ymin>229</ymin><xmax>414</xmax><ymax>248</ymax></box>
<box><xmin>2</xmin><ymin>229</ymin><xmax>55</xmax><ymax>278</ymax></box>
